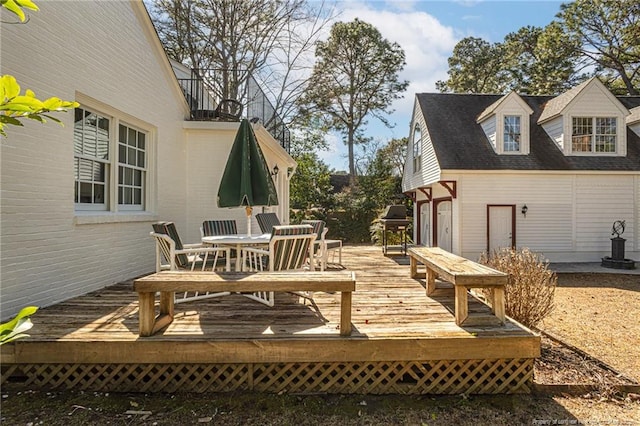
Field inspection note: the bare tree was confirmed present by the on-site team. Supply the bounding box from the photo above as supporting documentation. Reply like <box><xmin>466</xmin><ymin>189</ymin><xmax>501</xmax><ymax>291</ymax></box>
<box><xmin>147</xmin><ymin>0</ymin><xmax>336</xmax><ymax>124</ymax></box>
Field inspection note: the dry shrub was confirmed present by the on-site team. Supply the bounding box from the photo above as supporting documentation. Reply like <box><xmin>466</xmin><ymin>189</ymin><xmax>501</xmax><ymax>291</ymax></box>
<box><xmin>479</xmin><ymin>247</ymin><xmax>557</xmax><ymax>328</ymax></box>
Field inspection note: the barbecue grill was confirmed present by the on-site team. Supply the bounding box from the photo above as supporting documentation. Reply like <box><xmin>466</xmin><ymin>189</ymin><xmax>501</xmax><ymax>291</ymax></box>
<box><xmin>380</xmin><ymin>205</ymin><xmax>411</xmax><ymax>255</ymax></box>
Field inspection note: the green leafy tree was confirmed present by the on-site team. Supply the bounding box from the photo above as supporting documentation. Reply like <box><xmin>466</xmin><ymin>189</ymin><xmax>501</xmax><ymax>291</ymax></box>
<box><xmin>1</xmin><ymin>1</ymin><xmax>79</xmax><ymax>137</ymax></box>
<box><xmin>360</xmin><ymin>148</ymin><xmax>407</xmax><ymax>244</ymax></box>
<box><xmin>299</xmin><ymin>19</ymin><xmax>409</xmax><ymax>182</ymax></box>
<box><xmin>289</xmin><ymin>151</ymin><xmax>333</xmax><ymax>211</ymax></box>
<box><xmin>437</xmin><ymin>25</ymin><xmax>585</xmax><ymax>96</ymax></box>
<box><xmin>358</xmin><ymin>148</ymin><xmax>400</xmax><ymax>211</ymax></box>
<box><xmin>288</xmin><ymin>118</ymin><xmax>333</xmax><ymax>219</ymax></box>
<box><xmin>329</xmin><ymin>138</ymin><xmax>406</xmax><ymax>243</ymax></box>
<box><xmin>436</xmin><ymin>37</ymin><xmax>510</xmax><ymax>94</ymax></box>
<box><xmin>289</xmin><ymin>115</ymin><xmax>329</xmax><ymax>154</ymax></box>
<box><xmin>377</xmin><ymin>137</ymin><xmax>407</xmax><ymax>177</ymax></box>
<box><xmin>503</xmin><ymin>23</ymin><xmax>584</xmax><ymax>95</ymax></box>
<box><xmin>557</xmin><ymin>0</ymin><xmax>640</xmax><ymax>95</ymax></box>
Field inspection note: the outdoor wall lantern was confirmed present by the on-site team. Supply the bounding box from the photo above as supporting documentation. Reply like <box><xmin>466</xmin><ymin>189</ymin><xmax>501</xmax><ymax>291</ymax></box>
<box><xmin>521</xmin><ymin>204</ymin><xmax>528</xmax><ymax>217</ymax></box>
<box><xmin>271</xmin><ymin>164</ymin><xmax>279</xmax><ymax>177</ymax></box>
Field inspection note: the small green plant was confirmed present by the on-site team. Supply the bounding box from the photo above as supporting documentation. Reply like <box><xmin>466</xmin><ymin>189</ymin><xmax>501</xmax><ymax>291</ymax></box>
<box><xmin>0</xmin><ymin>306</ymin><xmax>38</xmax><ymax>345</ymax></box>
<box><xmin>1</xmin><ymin>0</ymin><xmax>79</xmax><ymax>137</ymax></box>
<box><xmin>1</xmin><ymin>0</ymin><xmax>39</xmax><ymax>22</ymax></box>
<box><xmin>479</xmin><ymin>247</ymin><xmax>556</xmax><ymax>328</ymax></box>
<box><xmin>0</xmin><ymin>75</ymin><xmax>79</xmax><ymax>137</ymax></box>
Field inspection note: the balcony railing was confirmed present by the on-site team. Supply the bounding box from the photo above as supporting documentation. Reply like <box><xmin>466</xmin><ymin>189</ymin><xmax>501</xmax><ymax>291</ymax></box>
<box><xmin>176</xmin><ymin>68</ymin><xmax>290</xmax><ymax>153</ymax></box>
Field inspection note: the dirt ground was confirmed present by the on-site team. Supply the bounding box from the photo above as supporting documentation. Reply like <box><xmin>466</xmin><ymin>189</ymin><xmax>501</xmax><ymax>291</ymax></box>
<box><xmin>538</xmin><ymin>272</ymin><xmax>640</xmax><ymax>383</ymax></box>
<box><xmin>1</xmin><ymin>389</ymin><xmax>639</xmax><ymax>426</ymax></box>
<box><xmin>1</xmin><ymin>272</ymin><xmax>639</xmax><ymax>425</ymax></box>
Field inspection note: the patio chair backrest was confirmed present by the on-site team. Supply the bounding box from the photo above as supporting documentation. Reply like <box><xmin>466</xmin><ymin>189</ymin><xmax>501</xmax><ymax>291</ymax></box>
<box><xmin>256</xmin><ymin>212</ymin><xmax>281</xmax><ymax>234</ymax></box>
<box><xmin>151</xmin><ymin>221</ymin><xmax>188</xmax><ymax>268</ymax></box>
<box><xmin>269</xmin><ymin>224</ymin><xmax>315</xmax><ymax>271</ymax></box>
<box><xmin>301</xmin><ymin>220</ymin><xmax>326</xmax><ymax>255</ymax></box>
<box><xmin>202</xmin><ymin>219</ymin><xmax>238</xmax><ymax>236</ymax></box>
<box><xmin>300</xmin><ymin>220</ymin><xmax>325</xmax><ymax>239</ymax></box>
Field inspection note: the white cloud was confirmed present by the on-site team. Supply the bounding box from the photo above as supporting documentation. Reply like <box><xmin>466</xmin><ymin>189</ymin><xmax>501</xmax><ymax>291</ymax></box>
<box><xmin>383</xmin><ymin>0</ymin><xmax>417</xmax><ymax>12</ymax></box>
<box><xmin>329</xmin><ymin>2</ymin><xmax>459</xmax><ymax>135</ymax></box>
<box><xmin>452</xmin><ymin>0</ymin><xmax>484</xmax><ymax>7</ymax></box>
<box><xmin>308</xmin><ymin>1</ymin><xmax>462</xmax><ymax>168</ymax></box>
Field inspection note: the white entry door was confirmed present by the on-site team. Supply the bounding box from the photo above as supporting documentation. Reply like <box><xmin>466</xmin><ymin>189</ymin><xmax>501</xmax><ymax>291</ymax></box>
<box><xmin>436</xmin><ymin>201</ymin><xmax>452</xmax><ymax>252</ymax></box>
<box><xmin>488</xmin><ymin>205</ymin><xmax>513</xmax><ymax>252</ymax></box>
<box><xmin>420</xmin><ymin>203</ymin><xmax>430</xmax><ymax>246</ymax></box>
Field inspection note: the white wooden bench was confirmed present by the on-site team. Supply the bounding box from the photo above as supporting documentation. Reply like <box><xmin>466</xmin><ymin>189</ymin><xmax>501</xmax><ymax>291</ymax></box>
<box><xmin>133</xmin><ymin>271</ymin><xmax>356</xmax><ymax>337</ymax></box>
<box><xmin>408</xmin><ymin>247</ymin><xmax>507</xmax><ymax>326</ymax></box>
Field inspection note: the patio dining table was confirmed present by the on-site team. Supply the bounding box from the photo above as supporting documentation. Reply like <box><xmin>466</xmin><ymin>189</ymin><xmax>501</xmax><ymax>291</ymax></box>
<box><xmin>202</xmin><ymin>234</ymin><xmax>271</xmax><ymax>271</ymax></box>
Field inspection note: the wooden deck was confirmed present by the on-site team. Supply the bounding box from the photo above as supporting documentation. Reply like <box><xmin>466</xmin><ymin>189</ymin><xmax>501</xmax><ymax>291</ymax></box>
<box><xmin>1</xmin><ymin>245</ymin><xmax>539</xmax><ymax>395</ymax></box>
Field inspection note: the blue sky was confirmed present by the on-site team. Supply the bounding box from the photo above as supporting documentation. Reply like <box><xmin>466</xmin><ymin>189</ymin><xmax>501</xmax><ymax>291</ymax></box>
<box><xmin>318</xmin><ymin>0</ymin><xmax>565</xmax><ymax>171</ymax></box>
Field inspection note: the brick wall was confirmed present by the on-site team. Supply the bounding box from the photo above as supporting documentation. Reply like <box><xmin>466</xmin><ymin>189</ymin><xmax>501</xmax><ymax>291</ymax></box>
<box><xmin>0</xmin><ymin>2</ymin><xmax>188</xmax><ymax>318</ymax></box>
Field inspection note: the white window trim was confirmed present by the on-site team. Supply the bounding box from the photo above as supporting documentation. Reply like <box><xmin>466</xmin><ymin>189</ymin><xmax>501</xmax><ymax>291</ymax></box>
<box><xmin>413</xmin><ymin>124</ymin><xmax>422</xmax><ymax>173</ymax></box>
<box><xmin>502</xmin><ymin>114</ymin><xmax>522</xmax><ymax>153</ymax></box>
<box><xmin>74</xmin><ymin>94</ymin><xmax>157</xmax><ymax>224</ymax></box>
<box><xmin>496</xmin><ymin>113</ymin><xmax>529</xmax><ymax>155</ymax></box>
<box><xmin>568</xmin><ymin>115</ymin><xmax>623</xmax><ymax>156</ymax></box>
<box><xmin>73</xmin><ymin>107</ymin><xmax>112</xmax><ymax>211</ymax></box>
<box><xmin>117</xmin><ymin>121</ymin><xmax>148</xmax><ymax>212</ymax></box>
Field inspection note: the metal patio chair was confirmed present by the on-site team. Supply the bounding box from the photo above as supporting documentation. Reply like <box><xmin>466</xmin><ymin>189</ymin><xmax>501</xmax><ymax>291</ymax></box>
<box><xmin>255</xmin><ymin>212</ymin><xmax>281</xmax><ymax>234</ymax></box>
<box><xmin>151</xmin><ymin>221</ymin><xmax>231</xmax><ymax>303</ymax></box>
<box><xmin>238</xmin><ymin>224</ymin><xmax>317</xmax><ymax>306</ymax></box>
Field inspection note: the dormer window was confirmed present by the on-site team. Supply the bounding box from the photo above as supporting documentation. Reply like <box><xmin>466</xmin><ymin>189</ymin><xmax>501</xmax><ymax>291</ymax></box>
<box><xmin>571</xmin><ymin>117</ymin><xmax>616</xmax><ymax>153</ymax></box>
<box><xmin>477</xmin><ymin>92</ymin><xmax>532</xmax><ymax>155</ymax></box>
<box><xmin>413</xmin><ymin>125</ymin><xmax>422</xmax><ymax>173</ymax></box>
<box><xmin>503</xmin><ymin>115</ymin><xmax>521</xmax><ymax>152</ymax></box>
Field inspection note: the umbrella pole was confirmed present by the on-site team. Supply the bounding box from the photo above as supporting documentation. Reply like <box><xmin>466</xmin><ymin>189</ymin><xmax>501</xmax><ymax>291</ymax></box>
<box><xmin>246</xmin><ymin>206</ymin><xmax>252</xmax><ymax>236</ymax></box>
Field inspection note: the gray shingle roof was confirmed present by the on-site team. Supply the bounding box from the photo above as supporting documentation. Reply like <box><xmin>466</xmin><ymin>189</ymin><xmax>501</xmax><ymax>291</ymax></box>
<box><xmin>625</xmin><ymin>106</ymin><xmax>640</xmax><ymax>124</ymax></box>
<box><xmin>416</xmin><ymin>92</ymin><xmax>640</xmax><ymax>171</ymax></box>
<box><xmin>537</xmin><ymin>78</ymin><xmax>594</xmax><ymax>123</ymax></box>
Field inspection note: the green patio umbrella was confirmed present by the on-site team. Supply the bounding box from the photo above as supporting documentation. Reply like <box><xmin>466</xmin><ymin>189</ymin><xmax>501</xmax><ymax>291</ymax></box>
<box><xmin>217</xmin><ymin>119</ymin><xmax>278</xmax><ymax>235</ymax></box>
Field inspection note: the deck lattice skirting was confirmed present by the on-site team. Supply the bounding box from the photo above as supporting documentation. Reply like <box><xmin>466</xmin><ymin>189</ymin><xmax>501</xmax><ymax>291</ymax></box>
<box><xmin>2</xmin><ymin>358</ymin><xmax>533</xmax><ymax>394</ymax></box>
<box><xmin>0</xmin><ymin>246</ymin><xmax>539</xmax><ymax>395</ymax></box>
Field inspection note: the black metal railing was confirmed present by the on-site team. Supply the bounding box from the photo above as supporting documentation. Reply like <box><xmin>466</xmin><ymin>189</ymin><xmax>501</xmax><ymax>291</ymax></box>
<box><xmin>246</xmin><ymin>75</ymin><xmax>290</xmax><ymax>153</ymax></box>
<box><xmin>176</xmin><ymin>68</ymin><xmax>290</xmax><ymax>152</ymax></box>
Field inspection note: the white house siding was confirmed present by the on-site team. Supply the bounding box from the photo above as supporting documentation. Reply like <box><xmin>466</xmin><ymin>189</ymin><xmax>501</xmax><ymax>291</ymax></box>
<box><xmin>630</xmin><ymin>122</ymin><xmax>640</xmax><ymax>137</ymax></box>
<box><xmin>402</xmin><ymin>101</ymin><xmax>441</xmax><ymax>193</ymax></box>
<box><xmin>254</xmin><ymin>127</ymin><xmax>296</xmax><ymax>227</ymax></box>
<box><xmin>540</xmin><ymin>116</ymin><xmax>565</xmax><ymax>151</ymax></box>
<box><xmin>182</xmin><ymin>122</ymin><xmax>295</xmax><ymax>243</ymax></box>
<box><xmin>479</xmin><ymin>117</ymin><xmax>497</xmax><ymax>151</ymax></box>
<box><xmin>575</xmin><ymin>175</ymin><xmax>636</xmax><ymax>254</ymax></box>
<box><xmin>637</xmin><ymin>175</ymin><xmax>640</xmax><ymax>251</ymax></box>
<box><xmin>184</xmin><ymin>124</ymin><xmax>241</xmax><ymax>242</ymax></box>
<box><xmin>453</xmin><ymin>173</ymin><xmax>573</xmax><ymax>261</ymax></box>
<box><xmin>429</xmin><ymin>181</ymin><xmax>461</xmax><ymax>253</ymax></box>
<box><xmin>445</xmin><ymin>172</ymin><xmax>638</xmax><ymax>263</ymax></box>
<box><xmin>0</xmin><ymin>2</ymin><xmax>188</xmax><ymax>318</ymax></box>
<box><xmin>496</xmin><ymin>96</ymin><xmax>532</xmax><ymax>155</ymax></box>
<box><xmin>562</xmin><ymin>85</ymin><xmax>628</xmax><ymax>156</ymax></box>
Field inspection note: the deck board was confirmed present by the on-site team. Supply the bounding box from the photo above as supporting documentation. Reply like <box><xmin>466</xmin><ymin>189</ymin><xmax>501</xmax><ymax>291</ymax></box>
<box><xmin>1</xmin><ymin>245</ymin><xmax>539</xmax><ymax>394</ymax></box>
<box><xmin>19</xmin><ymin>246</ymin><xmax>530</xmax><ymax>342</ymax></box>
